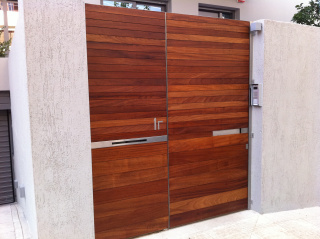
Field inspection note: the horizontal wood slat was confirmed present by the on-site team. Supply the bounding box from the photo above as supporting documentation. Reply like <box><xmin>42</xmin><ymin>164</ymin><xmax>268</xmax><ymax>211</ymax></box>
<box><xmin>169</xmin><ymin>134</ymin><xmax>248</xmax><ymax>153</ymax></box>
<box><xmin>87</xmin><ymin>48</ymin><xmax>165</xmax><ymax>60</ymax></box>
<box><xmin>86</xmin><ymin>11</ymin><xmax>164</xmax><ymax>27</ymax></box>
<box><xmin>167</xmin><ymin>52</ymin><xmax>249</xmax><ymax>61</ymax></box>
<box><xmin>94</xmin><ymin>193</ymin><xmax>168</xmax><ymax>218</ymax></box>
<box><xmin>87</xmin><ymin>34</ymin><xmax>165</xmax><ymax>46</ymax></box>
<box><xmin>86</xmin><ymin>3</ymin><xmax>165</xmax><ymax>20</ymax></box>
<box><xmin>92</xmin><ymin>142</ymin><xmax>167</xmax><ymax>162</ymax></box>
<box><xmin>86</xmin><ymin>26</ymin><xmax>165</xmax><ymax>40</ymax></box>
<box><xmin>169</xmin><ymin>102</ymin><xmax>248</xmax><ymax>111</ymax></box>
<box><xmin>170</xmin><ymin>167</ymin><xmax>247</xmax><ymax>191</ymax></box>
<box><xmin>167</xmin><ymin>40</ymin><xmax>249</xmax><ymax>50</ymax></box>
<box><xmin>94</xmin><ymin>179</ymin><xmax>168</xmax><ymax>205</ymax></box>
<box><xmin>93</xmin><ymin>154</ymin><xmax>167</xmax><ymax>177</ymax></box>
<box><xmin>87</xmin><ymin>42</ymin><xmax>165</xmax><ymax>53</ymax></box>
<box><xmin>170</xmin><ymin>188</ymin><xmax>248</xmax><ymax>215</ymax></box>
<box><xmin>95</xmin><ymin>203</ymin><xmax>168</xmax><ymax>233</ymax></box>
<box><xmin>168</xmin><ymin>73</ymin><xmax>249</xmax><ymax>79</ymax></box>
<box><xmin>169</xmin><ymin>144</ymin><xmax>248</xmax><ymax>166</ymax></box>
<box><xmin>167</xmin><ymin>33</ymin><xmax>249</xmax><ymax>44</ymax></box>
<box><xmin>90</xmin><ymin>111</ymin><xmax>167</xmax><ymax>122</ymax></box>
<box><xmin>167</xmin><ymin>26</ymin><xmax>249</xmax><ymax>39</ymax></box>
<box><xmin>170</xmin><ymin>178</ymin><xmax>248</xmax><ymax>203</ymax></box>
<box><xmin>170</xmin><ymin>199</ymin><xmax>248</xmax><ymax>228</ymax></box>
<box><xmin>88</xmin><ymin>57</ymin><xmax>165</xmax><ymax>66</ymax></box>
<box><xmin>170</xmin><ymin>155</ymin><xmax>247</xmax><ymax>178</ymax></box>
<box><xmin>96</xmin><ymin>217</ymin><xmax>168</xmax><ymax>239</ymax></box>
<box><xmin>166</xmin><ymin>13</ymin><xmax>250</xmax><ymax>27</ymax></box>
<box><xmin>86</xmin><ymin>18</ymin><xmax>165</xmax><ymax>33</ymax></box>
<box><xmin>167</xmin><ymin>46</ymin><xmax>249</xmax><ymax>56</ymax></box>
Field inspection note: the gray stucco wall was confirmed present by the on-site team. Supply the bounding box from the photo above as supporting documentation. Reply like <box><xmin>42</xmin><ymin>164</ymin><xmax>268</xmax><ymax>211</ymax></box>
<box><xmin>9</xmin><ymin>0</ymin><xmax>95</xmax><ymax>238</ymax></box>
<box><xmin>251</xmin><ymin>20</ymin><xmax>320</xmax><ymax>213</ymax></box>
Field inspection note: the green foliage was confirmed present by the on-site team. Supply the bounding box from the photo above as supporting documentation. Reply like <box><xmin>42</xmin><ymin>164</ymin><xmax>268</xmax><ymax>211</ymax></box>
<box><xmin>292</xmin><ymin>0</ymin><xmax>320</xmax><ymax>27</ymax></box>
<box><xmin>114</xmin><ymin>1</ymin><xmax>131</xmax><ymax>8</ymax></box>
<box><xmin>0</xmin><ymin>27</ymin><xmax>11</xmax><ymax>57</ymax></box>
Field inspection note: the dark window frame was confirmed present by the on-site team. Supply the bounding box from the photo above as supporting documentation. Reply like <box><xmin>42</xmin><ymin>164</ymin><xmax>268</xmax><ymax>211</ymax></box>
<box><xmin>199</xmin><ymin>3</ymin><xmax>240</xmax><ymax>20</ymax></box>
<box><xmin>101</xmin><ymin>0</ymin><xmax>168</xmax><ymax>12</ymax></box>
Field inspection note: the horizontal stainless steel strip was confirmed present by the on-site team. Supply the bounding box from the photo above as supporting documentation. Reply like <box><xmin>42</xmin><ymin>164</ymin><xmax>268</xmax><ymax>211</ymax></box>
<box><xmin>213</xmin><ymin>128</ymin><xmax>248</xmax><ymax>137</ymax></box>
<box><xmin>91</xmin><ymin>135</ymin><xmax>168</xmax><ymax>149</ymax></box>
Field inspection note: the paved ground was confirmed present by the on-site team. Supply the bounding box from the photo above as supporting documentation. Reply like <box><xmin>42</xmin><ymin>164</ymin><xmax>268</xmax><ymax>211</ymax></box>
<box><xmin>0</xmin><ymin>204</ymin><xmax>319</xmax><ymax>239</ymax></box>
<box><xmin>0</xmin><ymin>204</ymin><xmax>31</xmax><ymax>239</ymax></box>
<box><xmin>139</xmin><ymin>207</ymin><xmax>320</xmax><ymax>239</ymax></box>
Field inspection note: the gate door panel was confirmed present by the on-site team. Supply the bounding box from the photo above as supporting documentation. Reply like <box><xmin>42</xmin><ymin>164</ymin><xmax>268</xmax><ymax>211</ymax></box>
<box><xmin>167</xmin><ymin>13</ymin><xmax>250</xmax><ymax>227</ymax></box>
<box><xmin>86</xmin><ymin>4</ymin><xmax>169</xmax><ymax>239</ymax></box>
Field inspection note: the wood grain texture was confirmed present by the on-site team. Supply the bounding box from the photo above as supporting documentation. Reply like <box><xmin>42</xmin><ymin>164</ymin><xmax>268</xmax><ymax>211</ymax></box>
<box><xmin>86</xmin><ymin>6</ymin><xmax>168</xmax><ymax>238</ymax></box>
<box><xmin>170</xmin><ymin>178</ymin><xmax>248</xmax><ymax>203</ymax></box>
<box><xmin>92</xmin><ymin>141</ymin><xmax>168</xmax><ymax>238</ymax></box>
<box><xmin>96</xmin><ymin>217</ymin><xmax>168</xmax><ymax>239</ymax></box>
<box><xmin>87</xmin><ymin>4</ymin><xmax>251</xmax><ymax>237</ymax></box>
<box><xmin>94</xmin><ymin>193</ymin><xmax>168</xmax><ymax>218</ymax></box>
<box><xmin>170</xmin><ymin>188</ymin><xmax>248</xmax><ymax>215</ymax></box>
<box><xmin>93</xmin><ymin>179</ymin><xmax>168</xmax><ymax>205</ymax></box>
<box><xmin>166</xmin><ymin>13</ymin><xmax>250</xmax><ymax>27</ymax></box>
<box><xmin>87</xmin><ymin>3</ymin><xmax>166</xmax><ymax>141</ymax></box>
<box><xmin>167</xmin><ymin>52</ymin><xmax>249</xmax><ymax>61</ymax></box>
<box><xmin>86</xmin><ymin>3</ymin><xmax>164</xmax><ymax>20</ymax></box>
<box><xmin>170</xmin><ymin>199</ymin><xmax>248</xmax><ymax>228</ymax></box>
<box><xmin>167</xmin><ymin>12</ymin><xmax>249</xmax><ymax>227</ymax></box>
<box><xmin>86</xmin><ymin>11</ymin><xmax>164</xmax><ymax>27</ymax></box>
<box><xmin>93</xmin><ymin>154</ymin><xmax>167</xmax><ymax>177</ymax></box>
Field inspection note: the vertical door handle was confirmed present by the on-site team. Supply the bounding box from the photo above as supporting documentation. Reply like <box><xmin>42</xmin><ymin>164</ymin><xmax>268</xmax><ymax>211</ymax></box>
<box><xmin>157</xmin><ymin>121</ymin><xmax>163</xmax><ymax>130</ymax></box>
<box><xmin>154</xmin><ymin>118</ymin><xmax>163</xmax><ymax>130</ymax></box>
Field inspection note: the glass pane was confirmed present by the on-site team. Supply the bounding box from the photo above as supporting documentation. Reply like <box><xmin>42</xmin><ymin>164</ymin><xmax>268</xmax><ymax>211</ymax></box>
<box><xmin>136</xmin><ymin>4</ymin><xmax>162</xmax><ymax>12</ymax></box>
<box><xmin>115</xmin><ymin>2</ymin><xmax>133</xmax><ymax>8</ymax></box>
<box><xmin>102</xmin><ymin>0</ymin><xmax>115</xmax><ymax>7</ymax></box>
<box><xmin>103</xmin><ymin>0</ymin><xmax>133</xmax><ymax>8</ymax></box>
<box><xmin>199</xmin><ymin>11</ymin><xmax>219</xmax><ymax>18</ymax></box>
<box><xmin>221</xmin><ymin>12</ymin><xmax>233</xmax><ymax>19</ymax></box>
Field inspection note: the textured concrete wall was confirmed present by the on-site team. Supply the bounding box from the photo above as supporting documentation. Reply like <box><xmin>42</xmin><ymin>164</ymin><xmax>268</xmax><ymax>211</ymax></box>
<box><xmin>0</xmin><ymin>58</ymin><xmax>10</xmax><ymax>90</ymax></box>
<box><xmin>252</xmin><ymin>20</ymin><xmax>320</xmax><ymax>213</ymax></box>
<box><xmin>9</xmin><ymin>0</ymin><xmax>95</xmax><ymax>238</ymax></box>
<box><xmin>8</xmin><ymin>1</ymin><xmax>38</xmax><ymax>237</ymax></box>
<box><xmin>170</xmin><ymin>0</ymin><xmax>309</xmax><ymax>22</ymax></box>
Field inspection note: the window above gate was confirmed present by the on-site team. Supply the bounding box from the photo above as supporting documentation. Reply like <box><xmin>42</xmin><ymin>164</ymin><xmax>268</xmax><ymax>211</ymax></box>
<box><xmin>102</xmin><ymin>0</ymin><xmax>168</xmax><ymax>12</ymax></box>
<box><xmin>199</xmin><ymin>3</ymin><xmax>240</xmax><ymax>20</ymax></box>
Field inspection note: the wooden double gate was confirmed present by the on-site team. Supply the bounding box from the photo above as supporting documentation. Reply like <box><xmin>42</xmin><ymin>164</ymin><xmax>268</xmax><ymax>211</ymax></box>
<box><xmin>86</xmin><ymin>4</ymin><xmax>249</xmax><ymax>239</ymax></box>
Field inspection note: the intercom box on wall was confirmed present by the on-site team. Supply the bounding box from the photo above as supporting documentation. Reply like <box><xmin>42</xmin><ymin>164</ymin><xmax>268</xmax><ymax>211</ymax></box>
<box><xmin>250</xmin><ymin>84</ymin><xmax>263</xmax><ymax>106</ymax></box>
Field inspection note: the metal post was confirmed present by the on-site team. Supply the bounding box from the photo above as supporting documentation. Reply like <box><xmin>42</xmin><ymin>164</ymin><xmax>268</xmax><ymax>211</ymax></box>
<box><xmin>2</xmin><ymin>0</ymin><xmax>9</xmax><ymax>42</ymax></box>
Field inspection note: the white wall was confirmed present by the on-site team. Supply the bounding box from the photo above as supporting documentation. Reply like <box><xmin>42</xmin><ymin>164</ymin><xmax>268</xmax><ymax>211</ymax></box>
<box><xmin>84</xmin><ymin>0</ymin><xmax>100</xmax><ymax>5</ymax></box>
<box><xmin>251</xmin><ymin>20</ymin><xmax>320</xmax><ymax>213</ymax></box>
<box><xmin>9</xmin><ymin>0</ymin><xmax>95</xmax><ymax>238</ymax></box>
<box><xmin>0</xmin><ymin>58</ymin><xmax>10</xmax><ymax>90</ymax></box>
<box><xmin>170</xmin><ymin>0</ymin><xmax>309</xmax><ymax>22</ymax></box>
<box><xmin>8</xmin><ymin>1</ymin><xmax>38</xmax><ymax>236</ymax></box>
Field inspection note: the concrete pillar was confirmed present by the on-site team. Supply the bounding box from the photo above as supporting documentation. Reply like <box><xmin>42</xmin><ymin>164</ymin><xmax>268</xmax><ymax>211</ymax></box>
<box><xmin>251</xmin><ymin>20</ymin><xmax>320</xmax><ymax>214</ymax></box>
<box><xmin>8</xmin><ymin>0</ymin><xmax>95</xmax><ymax>238</ymax></box>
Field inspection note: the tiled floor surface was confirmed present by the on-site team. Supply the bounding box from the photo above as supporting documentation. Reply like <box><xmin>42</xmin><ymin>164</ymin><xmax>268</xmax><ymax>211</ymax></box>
<box><xmin>0</xmin><ymin>204</ymin><xmax>319</xmax><ymax>239</ymax></box>
<box><xmin>0</xmin><ymin>204</ymin><xmax>31</xmax><ymax>239</ymax></box>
